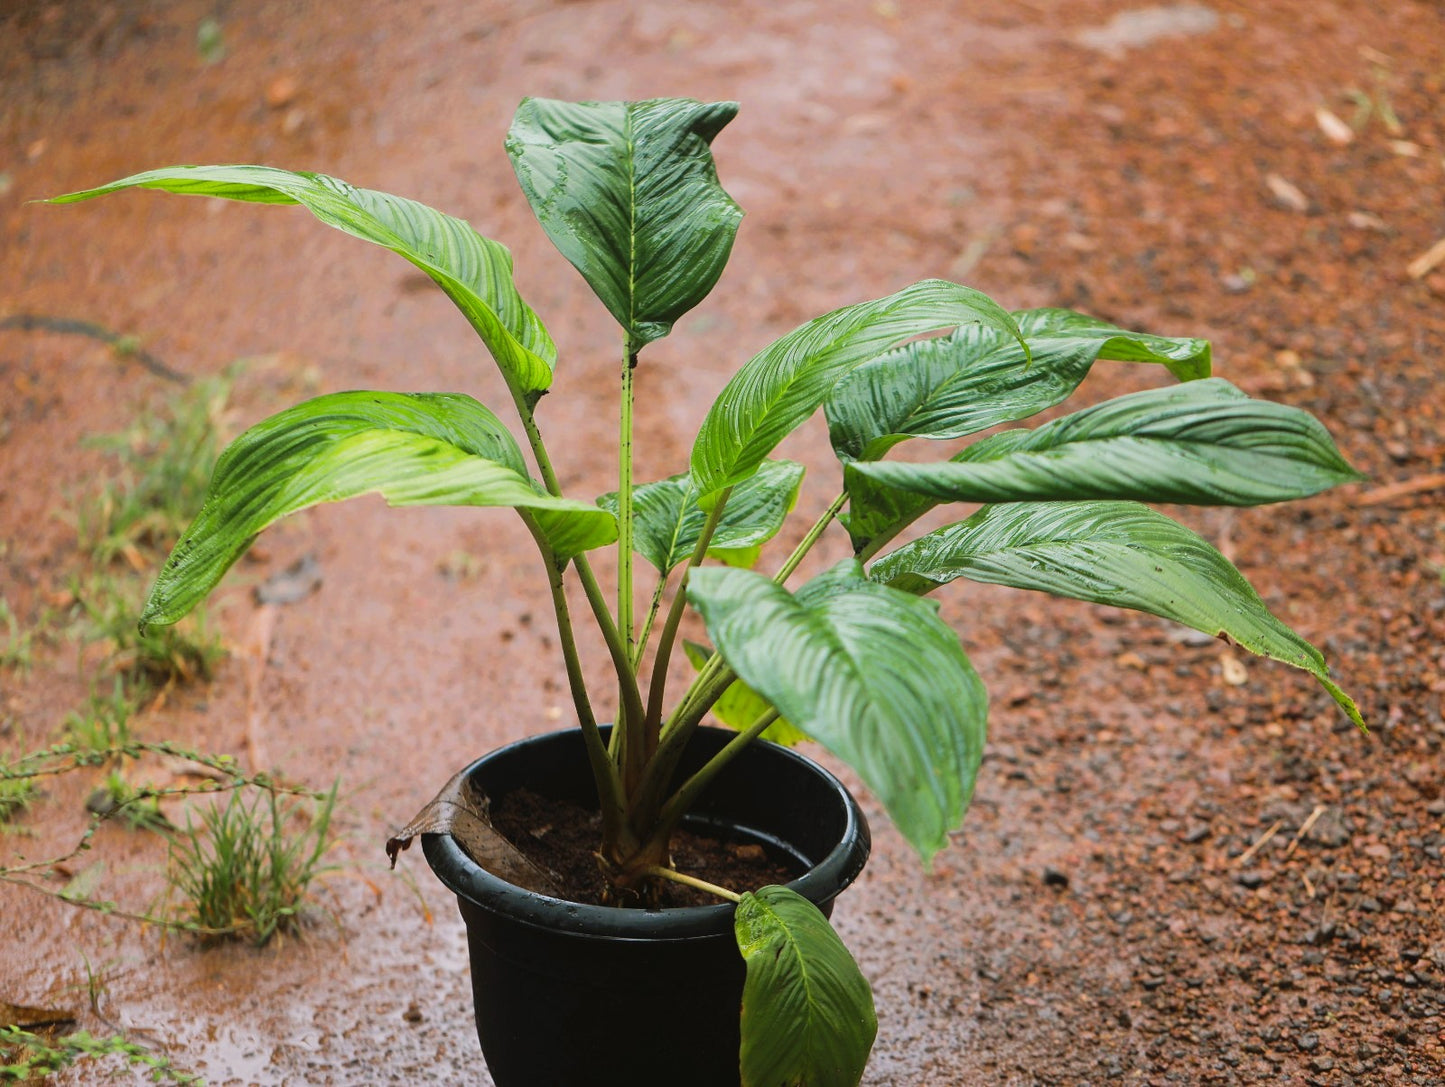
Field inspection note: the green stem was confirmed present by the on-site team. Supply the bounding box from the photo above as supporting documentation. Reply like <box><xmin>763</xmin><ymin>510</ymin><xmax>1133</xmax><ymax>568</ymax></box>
<box><xmin>773</xmin><ymin>490</ymin><xmax>847</xmax><ymax>585</ymax></box>
<box><xmin>618</xmin><ymin>348</ymin><xmax>637</xmax><ymax>658</ymax></box>
<box><xmin>574</xmin><ymin>555</ymin><xmax>648</xmax><ymax>792</ymax></box>
<box><xmin>643</xmin><ymin>865</ymin><xmax>740</xmax><ymax>904</ymax></box>
<box><xmin>520</xmin><ymin>514</ymin><xmax>625</xmax><ymax>839</ymax></box>
<box><xmin>652</xmin><ymin>708</ymin><xmax>780</xmax><ymax>847</ymax></box>
<box><xmin>643</xmin><ymin>488</ymin><xmax>731</xmax><ymax>755</ymax></box>
<box><xmin>632</xmin><ymin>573</ymin><xmax>669</xmax><ymax>669</ymax></box>
<box><xmin>628</xmin><ymin>654</ymin><xmax>737</xmax><ymax>836</ymax></box>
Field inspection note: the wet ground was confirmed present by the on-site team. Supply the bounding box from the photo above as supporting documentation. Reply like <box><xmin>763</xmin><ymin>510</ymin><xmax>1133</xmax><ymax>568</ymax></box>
<box><xmin>2</xmin><ymin>0</ymin><xmax>1444</xmax><ymax>1083</ymax></box>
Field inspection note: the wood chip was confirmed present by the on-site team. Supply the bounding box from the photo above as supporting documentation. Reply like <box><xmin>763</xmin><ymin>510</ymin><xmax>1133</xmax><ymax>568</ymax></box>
<box><xmin>1235</xmin><ymin>819</ymin><xmax>1283</xmax><ymax>867</ymax></box>
<box><xmin>1314</xmin><ymin>106</ymin><xmax>1354</xmax><ymax>145</ymax></box>
<box><xmin>1283</xmin><ymin>804</ymin><xmax>1328</xmax><ymax>860</ymax></box>
<box><xmin>1355</xmin><ymin>472</ymin><xmax>1445</xmax><ymax>507</ymax></box>
<box><xmin>1265</xmin><ymin>173</ymin><xmax>1310</xmax><ymax>213</ymax></box>
<box><xmin>1407</xmin><ymin>237</ymin><xmax>1445</xmax><ymax>279</ymax></box>
<box><xmin>1220</xmin><ymin>653</ymin><xmax>1248</xmax><ymax>686</ymax></box>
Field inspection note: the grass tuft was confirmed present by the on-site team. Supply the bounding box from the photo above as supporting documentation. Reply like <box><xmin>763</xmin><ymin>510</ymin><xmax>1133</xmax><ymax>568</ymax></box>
<box><xmin>167</xmin><ymin>782</ymin><xmax>339</xmax><ymax>946</ymax></box>
<box><xmin>76</xmin><ymin>368</ymin><xmax>236</xmax><ymax>570</ymax></box>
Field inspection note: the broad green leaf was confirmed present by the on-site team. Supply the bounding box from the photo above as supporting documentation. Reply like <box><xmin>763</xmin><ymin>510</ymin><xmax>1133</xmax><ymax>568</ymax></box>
<box><xmin>141</xmin><ymin>392</ymin><xmax>616</xmax><ymax>626</ymax></box>
<box><xmin>49</xmin><ymin>166</ymin><xmax>556</xmax><ymax>398</ymax></box>
<box><xmin>507</xmin><ymin>97</ymin><xmax>742</xmax><ymax>350</ymax></box>
<box><xmin>735</xmin><ymin>885</ymin><xmax>876</xmax><ymax>1087</ymax></box>
<box><xmin>826</xmin><ymin>308</ymin><xmax>1212</xmax><ymax>463</ymax></box>
<box><xmin>1016</xmin><ymin>307</ymin><xmax>1211</xmax><ymax>381</ymax></box>
<box><xmin>848</xmin><ymin>379</ymin><xmax>1362</xmax><ymax>506</ymax></box>
<box><xmin>598</xmin><ymin>460</ymin><xmax>804</xmax><ymax>574</ymax></box>
<box><xmin>688</xmin><ymin>562</ymin><xmax>988</xmax><ymax>862</ymax></box>
<box><xmin>682</xmin><ymin>641</ymin><xmax>807</xmax><ymax>746</ymax></box>
<box><xmin>869</xmin><ymin>501</ymin><xmax>1363</xmax><ymax>728</ymax></box>
<box><xmin>691</xmin><ymin>280</ymin><xmax>1026</xmax><ymax>503</ymax></box>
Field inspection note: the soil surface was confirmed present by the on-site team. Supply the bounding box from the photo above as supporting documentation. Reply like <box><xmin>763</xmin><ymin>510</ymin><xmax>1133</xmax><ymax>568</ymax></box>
<box><xmin>3</xmin><ymin>1</ymin><xmax>1444</xmax><ymax>1084</ymax></box>
<box><xmin>489</xmin><ymin>788</ymin><xmax>801</xmax><ymax>907</ymax></box>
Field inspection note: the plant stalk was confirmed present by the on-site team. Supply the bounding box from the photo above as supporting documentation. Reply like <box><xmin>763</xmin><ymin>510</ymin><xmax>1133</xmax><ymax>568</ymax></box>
<box><xmin>650</xmin><ymin>708</ymin><xmax>780</xmax><ymax>849</ymax></box>
<box><xmin>573</xmin><ymin>555</ymin><xmax>648</xmax><ymax>792</ymax></box>
<box><xmin>632</xmin><ymin>574</ymin><xmax>670</xmax><ymax>668</ymax></box>
<box><xmin>773</xmin><ymin>490</ymin><xmax>847</xmax><ymax>585</ymax></box>
<box><xmin>508</xmin><ymin>388</ymin><xmax>646</xmax><ymax>791</ymax></box>
<box><xmin>643</xmin><ymin>865</ymin><xmax>740</xmax><ymax>904</ymax></box>
<box><xmin>642</xmin><ymin>488</ymin><xmax>731</xmax><ymax>756</ymax></box>
<box><xmin>519</xmin><ymin>513</ymin><xmax>625</xmax><ymax>839</ymax></box>
<box><xmin>618</xmin><ymin>347</ymin><xmax>637</xmax><ymax>656</ymax></box>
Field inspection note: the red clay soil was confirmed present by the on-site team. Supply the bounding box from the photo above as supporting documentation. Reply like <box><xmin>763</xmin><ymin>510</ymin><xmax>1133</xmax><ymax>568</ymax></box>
<box><xmin>2</xmin><ymin>1</ymin><xmax>1443</xmax><ymax>1084</ymax></box>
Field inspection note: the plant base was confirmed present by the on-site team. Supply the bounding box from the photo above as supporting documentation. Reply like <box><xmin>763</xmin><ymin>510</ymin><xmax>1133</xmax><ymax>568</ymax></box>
<box><xmin>422</xmin><ymin>726</ymin><xmax>870</xmax><ymax>1087</ymax></box>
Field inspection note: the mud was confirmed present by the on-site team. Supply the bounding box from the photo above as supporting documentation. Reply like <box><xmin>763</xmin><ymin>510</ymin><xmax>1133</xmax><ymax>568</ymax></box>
<box><xmin>3</xmin><ymin>1</ymin><xmax>1444</xmax><ymax>1083</ymax></box>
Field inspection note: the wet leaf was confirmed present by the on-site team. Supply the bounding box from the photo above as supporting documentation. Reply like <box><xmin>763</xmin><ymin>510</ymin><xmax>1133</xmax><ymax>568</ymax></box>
<box><xmin>735</xmin><ymin>885</ymin><xmax>876</xmax><ymax>1087</ymax></box>
<box><xmin>387</xmin><ymin>768</ymin><xmax>560</xmax><ymax>896</ymax></box>
<box><xmin>507</xmin><ymin>97</ymin><xmax>742</xmax><ymax>350</ymax></box>
<box><xmin>0</xmin><ymin>1003</ymin><xmax>76</xmax><ymax>1031</ymax></box>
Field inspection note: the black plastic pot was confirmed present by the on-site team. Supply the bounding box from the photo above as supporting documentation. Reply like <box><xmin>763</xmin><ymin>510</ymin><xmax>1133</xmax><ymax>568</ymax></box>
<box><xmin>422</xmin><ymin>725</ymin><xmax>870</xmax><ymax>1087</ymax></box>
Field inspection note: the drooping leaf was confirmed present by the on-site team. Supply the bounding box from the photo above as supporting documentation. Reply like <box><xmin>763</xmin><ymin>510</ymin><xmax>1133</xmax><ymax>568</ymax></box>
<box><xmin>690</xmin><ymin>280</ymin><xmax>1026</xmax><ymax>503</ymax></box>
<box><xmin>682</xmin><ymin>641</ymin><xmax>807</xmax><ymax>746</ymax></box>
<box><xmin>49</xmin><ymin>166</ymin><xmax>557</xmax><ymax>398</ymax></box>
<box><xmin>735</xmin><ymin>885</ymin><xmax>876</xmax><ymax>1087</ymax></box>
<box><xmin>142</xmin><ymin>392</ymin><xmax>616</xmax><ymax>627</ymax></box>
<box><xmin>507</xmin><ymin>97</ymin><xmax>742</xmax><ymax>350</ymax></box>
<box><xmin>826</xmin><ymin>308</ymin><xmax>1212</xmax><ymax>463</ymax></box>
<box><xmin>688</xmin><ymin>561</ymin><xmax>988</xmax><ymax>862</ymax></box>
<box><xmin>598</xmin><ymin>460</ymin><xmax>804</xmax><ymax>574</ymax></box>
<box><xmin>869</xmin><ymin>501</ymin><xmax>1363</xmax><ymax>728</ymax></box>
<box><xmin>840</xmin><ymin>469</ymin><xmax>936</xmax><ymax>558</ymax></box>
<box><xmin>385</xmin><ymin>766</ymin><xmax>561</xmax><ymax>896</ymax></box>
<box><xmin>848</xmin><ymin>379</ymin><xmax>1362</xmax><ymax>506</ymax></box>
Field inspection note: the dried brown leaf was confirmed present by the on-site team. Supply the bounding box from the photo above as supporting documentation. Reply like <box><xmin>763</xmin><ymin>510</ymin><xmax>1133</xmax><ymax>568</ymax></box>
<box><xmin>386</xmin><ymin>768</ymin><xmax>561</xmax><ymax>896</ymax></box>
<box><xmin>0</xmin><ymin>1002</ymin><xmax>76</xmax><ymax>1030</ymax></box>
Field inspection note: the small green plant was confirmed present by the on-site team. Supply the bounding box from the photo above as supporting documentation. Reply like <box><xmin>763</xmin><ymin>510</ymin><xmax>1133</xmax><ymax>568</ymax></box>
<box><xmin>89</xmin><ymin>771</ymin><xmax>168</xmax><ymax>832</ymax></box>
<box><xmin>65</xmin><ymin>679</ymin><xmax>136</xmax><ymax>759</ymax></box>
<box><xmin>166</xmin><ymin>782</ymin><xmax>338</xmax><ymax>946</ymax></box>
<box><xmin>77</xmin><ymin>369</ymin><xmax>235</xmax><ymax>570</ymax></box>
<box><xmin>0</xmin><ymin>776</ymin><xmax>36</xmax><ymax>824</ymax></box>
<box><xmin>0</xmin><ymin>595</ymin><xmax>45</xmax><ymax>673</ymax></box>
<box><xmin>53</xmin><ymin>97</ymin><xmax>1364</xmax><ymax>1083</ymax></box>
<box><xmin>70</xmin><ymin>572</ymin><xmax>223</xmax><ymax>689</ymax></box>
<box><xmin>0</xmin><ymin>1025</ymin><xmax>202</xmax><ymax>1084</ymax></box>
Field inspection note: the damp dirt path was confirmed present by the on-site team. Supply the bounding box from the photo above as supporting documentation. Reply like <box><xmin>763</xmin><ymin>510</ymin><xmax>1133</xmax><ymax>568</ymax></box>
<box><xmin>2</xmin><ymin>1</ymin><xmax>1444</xmax><ymax>1083</ymax></box>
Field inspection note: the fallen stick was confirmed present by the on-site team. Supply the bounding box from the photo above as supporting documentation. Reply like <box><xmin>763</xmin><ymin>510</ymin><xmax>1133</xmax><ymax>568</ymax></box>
<box><xmin>1283</xmin><ymin>804</ymin><xmax>1328</xmax><ymax>860</ymax></box>
<box><xmin>1407</xmin><ymin>236</ymin><xmax>1445</xmax><ymax>279</ymax></box>
<box><xmin>1235</xmin><ymin>819</ymin><xmax>1283</xmax><ymax>867</ymax></box>
<box><xmin>0</xmin><ymin>313</ymin><xmax>188</xmax><ymax>384</ymax></box>
<box><xmin>1355</xmin><ymin>473</ymin><xmax>1445</xmax><ymax>507</ymax></box>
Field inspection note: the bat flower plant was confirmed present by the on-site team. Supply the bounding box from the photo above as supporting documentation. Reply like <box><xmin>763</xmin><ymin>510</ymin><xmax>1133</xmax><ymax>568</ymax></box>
<box><xmin>52</xmin><ymin>97</ymin><xmax>1364</xmax><ymax>1087</ymax></box>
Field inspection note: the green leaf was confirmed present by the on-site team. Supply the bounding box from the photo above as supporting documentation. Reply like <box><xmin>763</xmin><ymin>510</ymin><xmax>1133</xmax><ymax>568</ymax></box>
<box><xmin>507</xmin><ymin>97</ymin><xmax>742</xmax><ymax>350</ymax></box>
<box><xmin>869</xmin><ymin>501</ymin><xmax>1363</xmax><ymax>728</ymax></box>
<box><xmin>848</xmin><ymin>379</ymin><xmax>1362</xmax><ymax>506</ymax></box>
<box><xmin>690</xmin><ymin>280</ymin><xmax>1025</xmax><ymax>503</ymax></box>
<box><xmin>142</xmin><ymin>392</ymin><xmax>616</xmax><ymax>626</ymax></box>
<box><xmin>682</xmin><ymin>641</ymin><xmax>807</xmax><ymax>746</ymax></box>
<box><xmin>688</xmin><ymin>561</ymin><xmax>988</xmax><ymax>862</ymax></box>
<box><xmin>49</xmin><ymin>166</ymin><xmax>556</xmax><ymax>398</ymax></box>
<box><xmin>735</xmin><ymin>885</ymin><xmax>876</xmax><ymax>1087</ymax></box>
<box><xmin>598</xmin><ymin>460</ymin><xmax>804</xmax><ymax>574</ymax></box>
<box><xmin>826</xmin><ymin>308</ymin><xmax>1212</xmax><ymax>463</ymax></box>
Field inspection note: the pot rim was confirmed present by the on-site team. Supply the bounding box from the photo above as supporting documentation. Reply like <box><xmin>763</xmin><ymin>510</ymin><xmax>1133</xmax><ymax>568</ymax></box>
<box><xmin>422</xmin><ymin>726</ymin><xmax>870</xmax><ymax>941</ymax></box>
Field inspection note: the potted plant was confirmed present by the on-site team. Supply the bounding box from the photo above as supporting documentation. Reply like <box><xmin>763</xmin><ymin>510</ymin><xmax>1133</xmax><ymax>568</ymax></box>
<box><xmin>51</xmin><ymin>96</ymin><xmax>1364</xmax><ymax>1086</ymax></box>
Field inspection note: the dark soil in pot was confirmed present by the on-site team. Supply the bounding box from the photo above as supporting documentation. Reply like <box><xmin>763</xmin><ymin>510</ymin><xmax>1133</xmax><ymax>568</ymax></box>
<box><xmin>490</xmin><ymin>786</ymin><xmax>802</xmax><ymax>906</ymax></box>
<box><xmin>423</xmin><ymin>725</ymin><xmax>871</xmax><ymax>1087</ymax></box>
